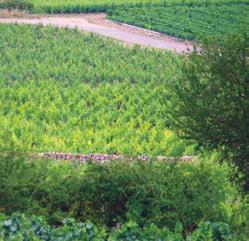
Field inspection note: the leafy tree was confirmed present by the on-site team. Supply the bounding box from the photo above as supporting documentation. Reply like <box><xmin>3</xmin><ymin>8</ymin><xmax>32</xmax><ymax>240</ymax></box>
<box><xmin>167</xmin><ymin>33</ymin><xmax>249</xmax><ymax>191</ymax></box>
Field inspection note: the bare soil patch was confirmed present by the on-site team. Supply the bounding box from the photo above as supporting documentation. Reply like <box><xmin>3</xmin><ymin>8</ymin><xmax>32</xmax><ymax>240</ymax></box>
<box><xmin>0</xmin><ymin>13</ymin><xmax>193</xmax><ymax>53</ymax></box>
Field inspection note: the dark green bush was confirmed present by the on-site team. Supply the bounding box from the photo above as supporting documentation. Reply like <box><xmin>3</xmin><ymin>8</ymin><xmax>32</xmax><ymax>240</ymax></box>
<box><xmin>0</xmin><ymin>152</ymin><xmax>237</xmax><ymax>234</ymax></box>
<box><xmin>187</xmin><ymin>222</ymin><xmax>233</xmax><ymax>241</ymax></box>
<box><xmin>167</xmin><ymin>33</ymin><xmax>249</xmax><ymax>191</ymax></box>
<box><xmin>0</xmin><ymin>213</ymin><xmax>241</xmax><ymax>241</ymax></box>
<box><xmin>77</xmin><ymin>160</ymin><xmax>233</xmax><ymax>232</ymax></box>
<box><xmin>0</xmin><ymin>0</ymin><xmax>33</xmax><ymax>10</ymax></box>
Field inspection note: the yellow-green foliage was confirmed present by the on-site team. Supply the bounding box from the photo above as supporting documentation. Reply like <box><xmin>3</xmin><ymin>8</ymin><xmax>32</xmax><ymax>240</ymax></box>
<box><xmin>25</xmin><ymin>0</ymin><xmax>247</xmax><ymax>13</ymax></box>
<box><xmin>0</xmin><ymin>24</ymin><xmax>193</xmax><ymax>156</ymax></box>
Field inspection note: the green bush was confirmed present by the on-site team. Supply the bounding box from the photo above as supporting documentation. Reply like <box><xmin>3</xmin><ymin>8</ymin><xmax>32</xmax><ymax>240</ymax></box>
<box><xmin>0</xmin><ymin>152</ymin><xmax>238</xmax><ymax>234</ymax></box>
<box><xmin>0</xmin><ymin>213</ymin><xmax>241</xmax><ymax>241</ymax></box>
<box><xmin>167</xmin><ymin>33</ymin><xmax>249</xmax><ymax>191</ymax></box>
<box><xmin>187</xmin><ymin>222</ymin><xmax>233</xmax><ymax>241</ymax></box>
<box><xmin>0</xmin><ymin>0</ymin><xmax>33</xmax><ymax>10</ymax></box>
<box><xmin>77</xmin><ymin>160</ymin><xmax>233</xmax><ymax>232</ymax></box>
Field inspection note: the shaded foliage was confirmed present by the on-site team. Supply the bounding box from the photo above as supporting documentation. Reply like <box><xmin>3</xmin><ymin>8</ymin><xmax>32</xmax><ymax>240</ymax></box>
<box><xmin>167</xmin><ymin>33</ymin><xmax>249</xmax><ymax>191</ymax></box>
<box><xmin>0</xmin><ymin>152</ymin><xmax>238</xmax><ymax>234</ymax></box>
<box><xmin>0</xmin><ymin>0</ymin><xmax>33</xmax><ymax>10</ymax></box>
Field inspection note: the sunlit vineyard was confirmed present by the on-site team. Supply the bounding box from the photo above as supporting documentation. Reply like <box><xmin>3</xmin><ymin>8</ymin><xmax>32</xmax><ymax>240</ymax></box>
<box><xmin>27</xmin><ymin>0</ymin><xmax>162</xmax><ymax>13</ymax></box>
<box><xmin>0</xmin><ymin>24</ymin><xmax>193</xmax><ymax>156</ymax></box>
<box><xmin>0</xmin><ymin>0</ymin><xmax>249</xmax><ymax>238</ymax></box>
<box><xmin>109</xmin><ymin>2</ymin><xmax>249</xmax><ymax>40</ymax></box>
<box><xmin>15</xmin><ymin>0</ymin><xmax>246</xmax><ymax>13</ymax></box>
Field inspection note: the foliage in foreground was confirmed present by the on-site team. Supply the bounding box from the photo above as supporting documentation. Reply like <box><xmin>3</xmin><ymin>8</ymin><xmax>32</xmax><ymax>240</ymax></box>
<box><xmin>1</xmin><ymin>152</ymin><xmax>247</xmax><ymax>235</ymax></box>
<box><xmin>167</xmin><ymin>32</ymin><xmax>249</xmax><ymax>191</ymax></box>
<box><xmin>0</xmin><ymin>213</ymin><xmax>244</xmax><ymax>241</ymax></box>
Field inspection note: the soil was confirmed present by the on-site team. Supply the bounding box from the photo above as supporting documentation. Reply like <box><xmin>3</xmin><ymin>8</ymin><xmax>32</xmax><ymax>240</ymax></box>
<box><xmin>0</xmin><ymin>12</ymin><xmax>193</xmax><ymax>53</ymax></box>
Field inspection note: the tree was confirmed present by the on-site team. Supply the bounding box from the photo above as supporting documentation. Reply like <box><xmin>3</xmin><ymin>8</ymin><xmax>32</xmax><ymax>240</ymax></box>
<box><xmin>167</xmin><ymin>33</ymin><xmax>249</xmax><ymax>191</ymax></box>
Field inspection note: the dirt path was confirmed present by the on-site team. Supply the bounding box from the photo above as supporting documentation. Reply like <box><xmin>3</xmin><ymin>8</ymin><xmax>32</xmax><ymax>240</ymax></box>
<box><xmin>0</xmin><ymin>13</ymin><xmax>193</xmax><ymax>53</ymax></box>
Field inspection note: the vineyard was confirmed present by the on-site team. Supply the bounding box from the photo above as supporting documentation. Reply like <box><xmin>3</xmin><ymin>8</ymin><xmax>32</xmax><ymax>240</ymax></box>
<box><xmin>0</xmin><ymin>1</ymin><xmax>249</xmax><ymax>240</ymax></box>
<box><xmin>27</xmin><ymin>0</ymin><xmax>162</xmax><ymax>13</ymax></box>
<box><xmin>109</xmin><ymin>3</ymin><xmax>249</xmax><ymax>40</ymax></box>
<box><xmin>0</xmin><ymin>24</ymin><xmax>192</xmax><ymax>156</ymax></box>
<box><xmin>1</xmin><ymin>0</ymin><xmax>249</xmax><ymax>13</ymax></box>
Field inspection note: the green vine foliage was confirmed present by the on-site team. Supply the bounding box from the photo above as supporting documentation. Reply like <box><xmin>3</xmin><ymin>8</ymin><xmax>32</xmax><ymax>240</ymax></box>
<box><xmin>10</xmin><ymin>0</ymin><xmax>249</xmax><ymax>14</ymax></box>
<box><xmin>0</xmin><ymin>24</ymin><xmax>194</xmax><ymax>156</ymax></box>
<box><xmin>109</xmin><ymin>2</ymin><xmax>249</xmax><ymax>41</ymax></box>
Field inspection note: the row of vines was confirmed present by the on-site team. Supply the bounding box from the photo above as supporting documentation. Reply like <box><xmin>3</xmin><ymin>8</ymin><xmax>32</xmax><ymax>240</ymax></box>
<box><xmin>2</xmin><ymin>0</ymin><xmax>249</xmax><ymax>13</ymax></box>
<box><xmin>109</xmin><ymin>3</ymin><xmax>249</xmax><ymax>40</ymax></box>
<box><xmin>0</xmin><ymin>24</ymin><xmax>193</xmax><ymax>156</ymax></box>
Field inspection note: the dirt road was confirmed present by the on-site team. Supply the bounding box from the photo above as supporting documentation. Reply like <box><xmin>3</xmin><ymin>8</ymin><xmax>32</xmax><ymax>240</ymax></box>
<box><xmin>0</xmin><ymin>13</ymin><xmax>193</xmax><ymax>53</ymax></box>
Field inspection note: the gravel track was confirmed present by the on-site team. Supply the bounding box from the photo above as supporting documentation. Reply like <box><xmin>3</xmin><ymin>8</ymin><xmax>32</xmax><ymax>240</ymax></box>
<box><xmin>0</xmin><ymin>13</ymin><xmax>193</xmax><ymax>53</ymax></box>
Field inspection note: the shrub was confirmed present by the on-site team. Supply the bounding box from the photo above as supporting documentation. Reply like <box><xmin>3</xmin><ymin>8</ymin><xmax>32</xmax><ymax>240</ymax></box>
<box><xmin>167</xmin><ymin>32</ymin><xmax>249</xmax><ymax>191</ymax></box>
<box><xmin>187</xmin><ymin>222</ymin><xmax>233</xmax><ymax>241</ymax></box>
<box><xmin>0</xmin><ymin>152</ymin><xmax>237</xmax><ymax>234</ymax></box>
<box><xmin>0</xmin><ymin>0</ymin><xmax>33</xmax><ymax>10</ymax></box>
<box><xmin>78</xmin><ymin>160</ymin><xmax>234</xmax><ymax>232</ymax></box>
